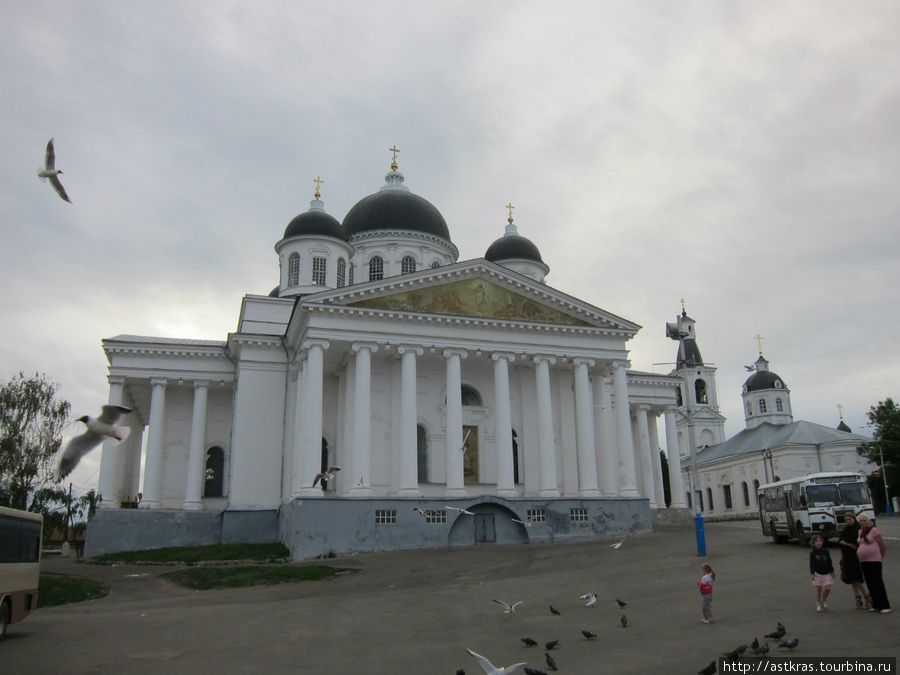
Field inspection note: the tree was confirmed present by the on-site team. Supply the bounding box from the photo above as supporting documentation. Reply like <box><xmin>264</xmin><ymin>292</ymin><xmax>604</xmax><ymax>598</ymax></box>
<box><xmin>857</xmin><ymin>397</ymin><xmax>900</xmax><ymax>512</ymax></box>
<box><xmin>0</xmin><ymin>372</ymin><xmax>71</xmax><ymax>512</ymax></box>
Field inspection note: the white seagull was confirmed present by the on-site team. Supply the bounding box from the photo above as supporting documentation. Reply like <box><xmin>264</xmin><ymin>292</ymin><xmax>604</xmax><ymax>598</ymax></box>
<box><xmin>491</xmin><ymin>599</ymin><xmax>523</xmax><ymax>618</ymax></box>
<box><xmin>445</xmin><ymin>505</ymin><xmax>475</xmax><ymax>515</ymax></box>
<box><xmin>579</xmin><ymin>592</ymin><xmax>598</xmax><ymax>608</ymax></box>
<box><xmin>412</xmin><ymin>507</ymin><xmax>439</xmax><ymax>518</ymax></box>
<box><xmin>610</xmin><ymin>531</ymin><xmax>633</xmax><ymax>549</ymax></box>
<box><xmin>455</xmin><ymin>429</ymin><xmax>472</xmax><ymax>458</ymax></box>
<box><xmin>511</xmin><ymin>516</ymin><xmax>534</xmax><ymax>528</ymax></box>
<box><xmin>55</xmin><ymin>405</ymin><xmax>132</xmax><ymax>480</ymax></box>
<box><xmin>312</xmin><ymin>466</ymin><xmax>340</xmax><ymax>487</ymax></box>
<box><xmin>37</xmin><ymin>138</ymin><xmax>72</xmax><ymax>203</ymax></box>
<box><xmin>466</xmin><ymin>648</ymin><xmax>526</xmax><ymax>675</ymax></box>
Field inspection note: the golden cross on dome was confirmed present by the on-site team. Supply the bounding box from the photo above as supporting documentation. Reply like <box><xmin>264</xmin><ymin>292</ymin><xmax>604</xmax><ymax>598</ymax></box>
<box><xmin>754</xmin><ymin>333</ymin><xmax>765</xmax><ymax>355</ymax></box>
<box><xmin>313</xmin><ymin>176</ymin><xmax>324</xmax><ymax>199</ymax></box>
<box><xmin>837</xmin><ymin>403</ymin><xmax>844</xmax><ymax>420</ymax></box>
<box><xmin>680</xmin><ymin>298</ymin><xmax>686</xmax><ymax>314</ymax></box>
<box><xmin>506</xmin><ymin>202</ymin><xmax>515</xmax><ymax>223</ymax></box>
<box><xmin>389</xmin><ymin>145</ymin><xmax>400</xmax><ymax>171</ymax></box>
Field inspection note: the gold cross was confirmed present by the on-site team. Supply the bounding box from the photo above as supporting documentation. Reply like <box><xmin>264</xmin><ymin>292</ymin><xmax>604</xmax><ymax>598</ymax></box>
<box><xmin>313</xmin><ymin>176</ymin><xmax>323</xmax><ymax>199</ymax></box>
<box><xmin>680</xmin><ymin>298</ymin><xmax>686</xmax><ymax>314</ymax></box>
<box><xmin>506</xmin><ymin>202</ymin><xmax>515</xmax><ymax>223</ymax></box>
<box><xmin>389</xmin><ymin>145</ymin><xmax>400</xmax><ymax>170</ymax></box>
<box><xmin>754</xmin><ymin>333</ymin><xmax>765</xmax><ymax>355</ymax></box>
<box><xmin>837</xmin><ymin>403</ymin><xmax>844</xmax><ymax>420</ymax></box>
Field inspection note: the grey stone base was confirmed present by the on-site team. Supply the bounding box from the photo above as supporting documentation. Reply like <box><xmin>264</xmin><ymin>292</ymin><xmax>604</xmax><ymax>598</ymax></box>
<box><xmin>281</xmin><ymin>495</ymin><xmax>651</xmax><ymax>560</ymax></box>
<box><xmin>651</xmin><ymin>507</ymin><xmax>694</xmax><ymax>527</ymax></box>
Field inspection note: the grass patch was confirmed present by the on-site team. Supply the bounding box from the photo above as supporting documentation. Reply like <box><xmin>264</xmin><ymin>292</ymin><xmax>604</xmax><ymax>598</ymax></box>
<box><xmin>38</xmin><ymin>575</ymin><xmax>109</xmax><ymax>607</ymax></box>
<box><xmin>161</xmin><ymin>565</ymin><xmax>350</xmax><ymax>591</ymax></box>
<box><xmin>89</xmin><ymin>542</ymin><xmax>290</xmax><ymax>565</ymax></box>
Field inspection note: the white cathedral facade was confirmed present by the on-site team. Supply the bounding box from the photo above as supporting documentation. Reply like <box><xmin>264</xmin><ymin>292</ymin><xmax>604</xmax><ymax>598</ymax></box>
<box><xmin>86</xmin><ymin>156</ymin><xmax>688</xmax><ymax>559</ymax></box>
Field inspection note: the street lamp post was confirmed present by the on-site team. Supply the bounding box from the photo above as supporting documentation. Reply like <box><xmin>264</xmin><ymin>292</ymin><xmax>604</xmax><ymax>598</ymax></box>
<box><xmin>667</xmin><ymin>314</ymin><xmax>706</xmax><ymax>556</ymax></box>
<box><xmin>879</xmin><ymin>445</ymin><xmax>894</xmax><ymax>518</ymax></box>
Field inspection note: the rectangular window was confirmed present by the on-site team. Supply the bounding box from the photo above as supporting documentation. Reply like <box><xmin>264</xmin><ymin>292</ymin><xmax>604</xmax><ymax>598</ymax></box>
<box><xmin>743</xmin><ymin>482</ymin><xmax>751</xmax><ymax>507</ymax></box>
<box><xmin>374</xmin><ymin>510</ymin><xmax>396</xmax><ymax>525</ymax></box>
<box><xmin>723</xmin><ymin>485</ymin><xmax>733</xmax><ymax>510</ymax></box>
<box><xmin>424</xmin><ymin>510</ymin><xmax>446</xmax><ymax>525</ymax></box>
<box><xmin>526</xmin><ymin>508</ymin><xmax>546</xmax><ymax>523</ymax></box>
<box><xmin>569</xmin><ymin>508</ymin><xmax>589</xmax><ymax>522</ymax></box>
<box><xmin>312</xmin><ymin>257</ymin><xmax>327</xmax><ymax>285</ymax></box>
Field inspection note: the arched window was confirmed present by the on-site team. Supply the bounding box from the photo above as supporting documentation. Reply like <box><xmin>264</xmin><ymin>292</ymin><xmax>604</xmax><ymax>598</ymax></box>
<box><xmin>312</xmin><ymin>257</ymin><xmax>327</xmax><ymax>285</ymax></box>
<box><xmin>753</xmin><ymin>479</ymin><xmax>760</xmax><ymax>505</ymax></box>
<box><xmin>676</xmin><ymin>386</ymin><xmax>683</xmax><ymax>407</ymax></box>
<box><xmin>512</xmin><ymin>429</ymin><xmax>520</xmax><ymax>484</ymax></box>
<box><xmin>401</xmin><ymin>255</ymin><xmax>417</xmax><ymax>274</ymax></box>
<box><xmin>368</xmin><ymin>255</ymin><xmax>384</xmax><ymax>281</ymax></box>
<box><xmin>759</xmin><ymin>399</ymin><xmax>768</xmax><ymax>414</ymax></box>
<box><xmin>707</xmin><ymin>487</ymin><xmax>714</xmax><ymax>511</ymax></box>
<box><xmin>695</xmin><ymin>379</ymin><xmax>708</xmax><ymax>404</ymax></box>
<box><xmin>461</xmin><ymin>384</ymin><xmax>482</xmax><ymax>406</ymax></box>
<box><xmin>337</xmin><ymin>258</ymin><xmax>346</xmax><ymax>288</ymax></box>
<box><xmin>417</xmin><ymin>425</ymin><xmax>428</xmax><ymax>483</ymax></box>
<box><xmin>775</xmin><ymin>397</ymin><xmax>784</xmax><ymax>412</ymax></box>
<box><xmin>204</xmin><ymin>447</ymin><xmax>225</xmax><ymax>497</ymax></box>
<box><xmin>288</xmin><ymin>253</ymin><xmax>300</xmax><ymax>286</ymax></box>
<box><xmin>742</xmin><ymin>481</ymin><xmax>750</xmax><ymax>507</ymax></box>
<box><xmin>746</xmin><ymin>401</ymin><xmax>752</xmax><ymax>416</ymax></box>
<box><xmin>431</xmin><ymin>261</ymin><xmax>440</xmax><ymax>269</ymax></box>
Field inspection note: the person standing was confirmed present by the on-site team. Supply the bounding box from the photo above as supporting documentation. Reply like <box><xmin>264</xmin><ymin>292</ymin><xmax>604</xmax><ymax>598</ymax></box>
<box><xmin>809</xmin><ymin>534</ymin><xmax>835</xmax><ymax>612</ymax></box>
<box><xmin>857</xmin><ymin>514</ymin><xmax>892</xmax><ymax>614</ymax></box>
<box><xmin>698</xmin><ymin>563</ymin><xmax>716</xmax><ymax>624</ymax></box>
<box><xmin>837</xmin><ymin>512</ymin><xmax>870</xmax><ymax>609</ymax></box>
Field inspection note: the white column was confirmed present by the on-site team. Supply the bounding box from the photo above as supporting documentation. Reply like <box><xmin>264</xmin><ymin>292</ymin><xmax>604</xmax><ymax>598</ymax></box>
<box><xmin>635</xmin><ymin>405</ymin><xmax>658</xmax><ymax>508</ymax></box>
<box><xmin>349</xmin><ymin>343</ymin><xmax>377</xmax><ymax>496</ymax></box>
<box><xmin>397</xmin><ymin>345</ymin><xmax>423</xmax><ymax>497</ymax></box>
<box><xmin>573</xmin><ymin>358</ymin><xmax>601</xmax><ymax>497</ymax></box>
<box><xmin>341</xmin><ymin>359</ymin><xmax>356</xmax><ymax>494</ymax></box>
<box><xmin>444</xmin><ymin>348</ymin><xmax>468</xmax><ymax>497</ymax></box>
<box><xmin>298</xmin><ymin>340</ymin><xmax>329</xmax><ymax>497</ymax></box>
<box><xmin>140</xmin><ymin>378</ymin><xmax>167</xmax><ymax>508</ymax></box>
<box><xmin>534</xmin><ymin>355</ymin><xmax>560</xmax><ymax>498</ymax></box>
<box><xmin>594</xmin><ymin>372</ymin><xmax>617</xmax><ymax>496</ymax></box>
<box><xmin>290</xmin><ymin>360</ymin><xmax>307</xmax><ymax>497</ymax></box>
<box><xmin>648</xmin><ymin>412</ymin><xmax>666</xmax><ymax>508</ymax></box>
<box><xmin>492</xmin><ymin>352</ymin><xmax>517</xmax><ymax>498</ymax></box>
<box><xmin>665</xmin><ymin>409</ymin><xmax>688</xmax><ymax>508</ymax></box>
<box><xmin>612</xmin><ymin>362</ymin><xmax>640</xmax><ymax>498</ymax></box>
<box><xmin>97</xmin><ymin>377</ymin><xmax>126</xmax><ymax>508</ymax></box>
<box><xmin>183</xmin><ymin>381</ymin><xmax>210</xmax><ymax>510</ymax></box>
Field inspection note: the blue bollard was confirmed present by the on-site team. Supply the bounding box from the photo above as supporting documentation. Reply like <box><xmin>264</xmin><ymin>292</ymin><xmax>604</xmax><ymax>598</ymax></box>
<box><xmin>694</xmin><ymin>513</ymin><xmax>706</xmax><ymax>556</ymax></box>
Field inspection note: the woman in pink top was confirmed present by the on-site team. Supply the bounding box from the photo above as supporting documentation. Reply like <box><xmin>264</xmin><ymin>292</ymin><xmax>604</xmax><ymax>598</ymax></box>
<box><xmin>856</xmin><ymin>514</ymin><xmax>891</xmax><ymax>613</ymax></box>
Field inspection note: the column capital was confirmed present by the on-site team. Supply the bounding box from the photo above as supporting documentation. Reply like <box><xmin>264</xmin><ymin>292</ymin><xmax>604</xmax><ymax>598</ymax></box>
<box><xmin>611</xmin><ymin>360</ymin><xmax>631</xmax><ymax>370</ymax></box>
<box><xmin>397</xmin><ymin>345</ymin><xmax>424</xmax><ymax>356</ymax></box>
<box><xmin>193</xmin><ymin>380</ymin><xmax>211</xmax><ymax>390</ymax></box>
<box><xmin>150</xmin><ymin>378</ymin><xmax>168</xmax><ymax>388</ymax></box>
<box><xmin>635</xmin><ymin>403</ymin><xmax>652</xmax><ymax>412</ymax></box>
<box><xmin>533</xmin><ymin>354</ymin><xmax>557</xmax><ymax>365</ymax></box>
<box><xmin>491</xmin><ymin>351</ymin><xmax>516</xmax><ymax>362</ymax></box>
<box><xmin>303</xmin><ymin>339</ymin><xmax>331</xmax><ymax>351</ymax></box>
<box><xmin>108</xmin><ymin>375</ymin><xmax>126</xmax><ymax>386</ymax></box>
<box><xmin>572</xmin><ymin>357</ymin><xmax>595</xmax><ymax>368</ymax></box>
<box><xmin>442</xmin><ymin>348</ymin><xmax>468</xmax><ymax>359</ymax></box>
<box><xmin>351</xmin><ymin>342</ymin><xmax>379</xmax><ymax>354</ymax></box>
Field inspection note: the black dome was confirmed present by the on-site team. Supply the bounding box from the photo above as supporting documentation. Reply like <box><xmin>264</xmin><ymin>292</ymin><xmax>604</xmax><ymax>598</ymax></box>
<box><xmin>676</xmin><ymin>341</ymin><xmax>703</xmax><ymax>368</ymax></box>
<box><xmin>743</xmin><ymin>370</ymin><xmax>786</xmax><ymax>392</ymax></box>
<box><xmin>485</xmin><ymin>234</ymin><xmax>543</xmax><ymax>263</ymax></box>
<box><xmin>344</xmin><ymin>189</ymin><xmax>450</xmax><ymax>241</ymax></box>
<box><xmin>283</xmin><ymin>210</ymin><xmax>344</xmax><ymax>240</ymax></box>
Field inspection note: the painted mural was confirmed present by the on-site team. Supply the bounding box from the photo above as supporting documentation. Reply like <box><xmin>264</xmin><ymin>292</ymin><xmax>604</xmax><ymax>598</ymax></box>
<box><xmin>349</xmin><ymin>278</ymin><xmax>592</xmax><ymax>326</ymax></box>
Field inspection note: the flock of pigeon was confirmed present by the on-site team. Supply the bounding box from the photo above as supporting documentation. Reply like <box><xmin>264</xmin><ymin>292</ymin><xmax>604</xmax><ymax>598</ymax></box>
<box><xmin>696</xmin><ymin>622</ymin><xmax>799</xmax><ymax>675</ymax></box>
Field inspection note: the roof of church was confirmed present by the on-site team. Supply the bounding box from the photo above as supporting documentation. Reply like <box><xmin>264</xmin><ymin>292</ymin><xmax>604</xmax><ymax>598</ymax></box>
<box><xmin>676</xmin><ymin>340</ymin><xmax>703</xmax><ymax>368</ymax></box>
<box><xmin>682</xmin><ymin>420</ymin><xmax>870</xmax><ymax>470</ymax></box>
<box><xmin>485</xmin><ymin>231</ymin><xmax>543</xmax><ymax>263</ymax></box>
<box><xmin>342</xmin><ymin>164</ymin><xmax>452</xmax><ymax>242</ymax></box>
<box><xmin>743</xmin><ymin>354</ymin><xmax>788</xmax><ymax>392</ymax></box>
<box><xmin>283</xmin><ymin>208</ymin><xmax>344</xmax><ymax>240</ymax></box>
<box><xmin>104</xmin><ymin>334</ymin><xmax>227</xmax><ymax>347</ymax></box>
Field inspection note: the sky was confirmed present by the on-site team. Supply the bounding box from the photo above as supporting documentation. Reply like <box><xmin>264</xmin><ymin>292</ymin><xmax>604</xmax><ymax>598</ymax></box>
<box><xmin>2</xmin><ymin>1</ymin><xmax>899</xmax><ymax>500</ymax></box>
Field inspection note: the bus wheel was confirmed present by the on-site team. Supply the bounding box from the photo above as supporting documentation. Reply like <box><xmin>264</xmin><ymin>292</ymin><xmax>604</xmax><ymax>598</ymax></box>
<box><xmin>0</xmin><ymin>601</ymin><xmax>10</xmax><ymax>640</ymax></box>
<box><xmin>797</xmin><ymin>523</ymin><xmax>809</xmax><ymax>547</ymax></box>
<box><xmin>770</xmin><ymin>522</ymin><xmax>784</xmax><ymax>544</ymax></box>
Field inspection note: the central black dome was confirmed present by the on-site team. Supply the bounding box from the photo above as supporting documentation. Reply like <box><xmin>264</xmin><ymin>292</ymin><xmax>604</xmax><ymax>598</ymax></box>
<box><xmin>343</xmin><ymin>189</ymin><xmax>451</xmax><ymax>241</ymax></box>
<box><xmin>283</xmin><ymin>209</ymin><xmax>344</xmax><ymax>240</ymax></box>
<box><xmin>743</xmin><ymin>370</ymin><xmax>785</xmax><ymax>392</ymax></box>
<box><xmin>485</xmin><ymin>234</ymin><xmax>543</xmax><ymax>263</ymax></box>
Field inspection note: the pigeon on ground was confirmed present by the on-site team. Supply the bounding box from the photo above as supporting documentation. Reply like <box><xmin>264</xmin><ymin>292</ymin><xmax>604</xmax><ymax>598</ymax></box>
<box><xmin>312</xmin><ymin>466</ymin><xmax>340</xmax><ymax>487</ymax></box>
<box><xmin>723</xmin><ymin>645</ymin><xmax>748</xmax><ymax>661</ymax></box>
<box><xmin>446</xmin><ymin>505</ymin><xmax>476</xmax><ymax>515</ymax></box>
<box><xmin>778</xmin><ymin>639</ymin><xmax>799</xmax><ymax>651</ymax></box>
<box><xmin>55</xmin><ymin>405</ymin><xmax>132</xmax><ymax>480</ymax></box>
<box><xmin>458</xmin><ymin>670</ymin><xmax>466</xmax><ymax>675</ymax></box>
<box><xmin>616</xmin><ymin>598</ymin><xmax>627</xmax><ymax>608</ymax></box>
<box><xmin>777</xmin><ymin>622</ymin><xmax>786</xmax><ymax>633</ymax></box>
<box><xmin>753</xmin><ymin>643</ymin><xmax>770</xmax><ymax>656</ymax></box>
<box><xmin>698</xmin><ymin>661</ymin><xmax>717</xmax><ymax>675</ymax></box>
<box><xmin>549</xmin><ymin>605</ymin><xmax>561</xmax><ymax>616</ymax></box>
<box><xmin>465</xmin><ymin>648</ymin><xmax>526</xmax><ymax>675</ymax></box>
<box><xmin>544</xmin><ymin>640</ymin><xmax>559</xmax><ymax>651</ymax></box>
<box><xmin>582</xmin><ymin>630</ymin><xmax>597</xmax><ymax>640</ymax></box>
<box><xmin>523</xmin><ymin>669</ymin><xmax>547</xmax><ymax>675</ymax></box>
<box><xmin>544</xmin><ymin>653</ymin><xmax>558</xmax><ymax>672</ymax></box>
<box><xmin>37</xmin><ymin>138</ymin><xmax>72</xmax><ymax>203</ymax></box>
<box><xmin>579</xmin><ymin>593</ymin><xmax>598</xmax><ymax>608</ymax></box>
<box><xmin>764</xmin><ymin>627</ymin><xmax>785</xmax><ymax>640</ymax></box>
<box><xmin>750</xmin><ymin>638</ymin><xmax>759</xmax><ymax>651</ymax></box>
<box><xmin>621</xmin><ymin>614</ymin><xmax>628</xmax><ymax>628</ymax></box>
<box><xmin>492</xmin><ymin>599</ymin><xmax>523</xmax><ymax>618</ymax></box>
<box><xmin>521</xmin><ymin>637</ymin><xmax>538</xmax><ymax>647</ymax></box>
<box><xmin>734</xmin><ymin>645</ymin><xmax>748</xmax><ymax>656</ymax></box>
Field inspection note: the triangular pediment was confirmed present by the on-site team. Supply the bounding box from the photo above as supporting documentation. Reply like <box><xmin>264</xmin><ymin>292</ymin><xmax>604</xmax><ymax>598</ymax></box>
<box><xmin>301</xmin><ymin>260</ymin><xmax>640</xmax><ymax>332</ymax></box>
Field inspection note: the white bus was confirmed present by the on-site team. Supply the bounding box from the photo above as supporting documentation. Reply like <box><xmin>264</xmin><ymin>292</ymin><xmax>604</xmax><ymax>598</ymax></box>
<box><xmin>757</xmin><ymin>472</ymin><xmax>875</xmax><ymax>545</ymax></box>
<box><xmin>0</xmin><ymin>506</ymin><xmax>43</xmax><ymax>640</ymax></box>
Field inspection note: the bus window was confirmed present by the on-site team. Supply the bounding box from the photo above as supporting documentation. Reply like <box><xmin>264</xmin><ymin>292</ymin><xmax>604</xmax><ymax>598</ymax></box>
<box><xmin>838</xmin><ymin>482</ymin><xmax>870</xmax><ymax>506</ymax></box>
<box><xmin>805</xmin><ymin>484</ymin><xmax>839</xmax><ymax>507</ymax></box>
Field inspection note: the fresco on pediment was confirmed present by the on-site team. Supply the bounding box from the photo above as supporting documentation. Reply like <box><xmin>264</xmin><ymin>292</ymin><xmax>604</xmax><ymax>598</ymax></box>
<box><xmin>349</xmin><ymin>278</ymin><xmax>592</xmax><ymax>326</ymax></box>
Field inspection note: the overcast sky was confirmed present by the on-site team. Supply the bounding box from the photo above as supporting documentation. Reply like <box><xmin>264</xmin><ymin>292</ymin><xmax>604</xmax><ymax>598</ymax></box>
<box><xmin>2</xmin><ymin>1</ymin><xmax>898</xmax><ymax>499</ymax></box>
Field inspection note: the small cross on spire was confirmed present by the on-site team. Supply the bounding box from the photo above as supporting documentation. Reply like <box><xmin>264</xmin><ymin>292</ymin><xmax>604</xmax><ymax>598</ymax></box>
<box><xmin>389</xmin><ymin>145</ymin><xmax>400</xmax><ymax>171</ymax></box>
<box><xmin>754</xmin><ymin>333</ymin><xmax>765</xmax><ymax>356</ymax></box>
<box><xmin>506</xmin><ymin>202</ymin><xmax>515</xmax><ymax>223</ymax></box>
<box><xmin>837</xmin><ymin>403</ymin><xmax>844</xmax><ymax>420</ymax></box>
<box><xmin>680</xmin><ymin>298</ymin><xmax>686</xmax><ymax>315</ymax></box>
<box><xmin>313</xmin><ymin>176</ymin><xmax>324</xmax><ymax>199</ymax></box>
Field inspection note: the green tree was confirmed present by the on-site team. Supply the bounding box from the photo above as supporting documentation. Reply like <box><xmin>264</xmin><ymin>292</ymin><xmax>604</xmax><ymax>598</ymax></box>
<box><xmin>857</xmin><ymin>397</ymin><xmax>899</xmax><ymax>511</ymax></box>
<box><xmin>0</xmin><ymin>372</ymin><xmax>71</xmax><ymax>513</ymax></box>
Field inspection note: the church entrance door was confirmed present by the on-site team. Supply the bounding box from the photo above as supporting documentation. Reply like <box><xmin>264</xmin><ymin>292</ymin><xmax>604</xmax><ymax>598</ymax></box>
<box><xmin>474</xmin><ymin>513</ymin><xmax>496</xmax><ymax>543</ymax></box>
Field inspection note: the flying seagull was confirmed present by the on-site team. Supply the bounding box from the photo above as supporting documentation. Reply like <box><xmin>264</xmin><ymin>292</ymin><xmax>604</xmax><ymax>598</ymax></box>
<box><xmin>446</xmin><ymin>505</ymin><xmax>475</xmax><ymax>515</ymax></box>
<box><xmin>511</xmin><ymin>516</ymin><xmax>534</xmax><ymax>528</ymax></box>
<box><xmin>412</xmin><ymin>507</ymin><xmax>439</xmax><ymax>518</ymax></box>
<box><xmin>456</xmin><ymin>429</ymin><xmax>472</xmax><ymax>457</ymax></box>
<box><xmin>55</xmin><ymin>405</ymin><xmax>132</xmax><ymax>480</ymax></box>
<box><xmin>312</xmin><ymin>466</ymin><xmax>340</xmax><ymax>487</ymax></box>
<box><xmin>465</xmin><ymin>648</ymin><xmax>526</xmax><ymax>675</ymax></box>
<box><xmin>579</xmin><ymin>593</ymin><xmax>598</xmax><ymax>608</ymax></box>
<box><xmin>610</xmin><ymin>531</ymin><xmax>633</xmax><ymax>549</ymax></box>
<box><xmin>37</xmin><ymin>138</ymin><xmax>72</xmax><ymax>203</ymax></box>
<box><xmin>492</xmin><ymin>599</ymin><xmax>523</xmax><ymax>618</ymax></box>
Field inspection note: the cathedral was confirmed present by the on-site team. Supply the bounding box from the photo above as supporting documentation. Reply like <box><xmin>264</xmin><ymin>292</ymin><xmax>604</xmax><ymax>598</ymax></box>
<box><xmin>85</xmin><ymin>152</ymin><xmax>685</xmax><ymax>559</ymax></box>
